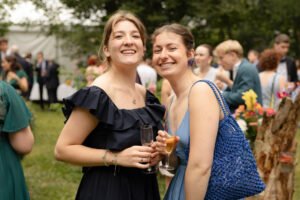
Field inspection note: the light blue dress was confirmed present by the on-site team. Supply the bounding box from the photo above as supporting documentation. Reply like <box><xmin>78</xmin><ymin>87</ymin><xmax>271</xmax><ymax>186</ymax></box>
<box><xmin>163</xmin><ymin>92</ymin><xmax>245</xmax><ymax>200</ymax></box>
<box><xmin>164</xmin><ymin>110</ymin><xmax>190</xmax><ymax>200</ymax></box>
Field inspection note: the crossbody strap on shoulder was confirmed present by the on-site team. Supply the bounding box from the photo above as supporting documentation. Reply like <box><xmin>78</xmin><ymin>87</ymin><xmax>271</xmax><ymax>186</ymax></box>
<box><xmin>188</xmin><ymin>80</ymin><xmax>230</xmax><ymax>117</ymax></box>
<box><xmin>185</xmin><ymin>80</ymin><xmax>231</xmax><ymax>157</ymax></box>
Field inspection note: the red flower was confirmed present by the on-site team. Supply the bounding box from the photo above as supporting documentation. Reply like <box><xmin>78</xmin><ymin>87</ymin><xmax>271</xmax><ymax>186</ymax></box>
<box><xmin>265</xmin><ymin>108</ymin><xmax>276</xmax><ymax>117</ymax></box>
<box><xmin>277</xmin><ymin>91</ymin><xmax>289</xmax><ymax>99</ymax></box>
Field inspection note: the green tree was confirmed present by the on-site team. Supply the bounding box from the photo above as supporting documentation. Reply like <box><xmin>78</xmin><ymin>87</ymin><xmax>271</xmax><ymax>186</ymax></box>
<box><xmin>4</xmin><ymin>0</ymin><xmax>300</xmax><ymax>59</ymax></box>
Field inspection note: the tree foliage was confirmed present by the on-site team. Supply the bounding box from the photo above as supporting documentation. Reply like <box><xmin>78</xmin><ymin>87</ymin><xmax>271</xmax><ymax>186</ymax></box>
<box><xmin>3</xmin><ymin>0</ymin><xmax>300</xmax><ymax>59</ymax></box>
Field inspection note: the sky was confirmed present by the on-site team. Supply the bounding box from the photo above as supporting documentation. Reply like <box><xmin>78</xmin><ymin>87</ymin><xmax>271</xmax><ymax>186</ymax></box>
<box><xmin>4</xmin><ymin>1</ymin><xmax>77</xmax><ymax>24</ymax></box>
<box><xmin>3</xmin><ymin>1</ymin><xmax>104</xmax><ymax>25</ymax></box>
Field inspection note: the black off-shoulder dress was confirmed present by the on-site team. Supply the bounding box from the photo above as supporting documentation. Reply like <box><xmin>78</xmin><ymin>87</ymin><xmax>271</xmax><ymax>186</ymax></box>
<box><xmin>62</xmin><ymin>86</ymin><xmax>165</xmax><ymax>200</ymax></box>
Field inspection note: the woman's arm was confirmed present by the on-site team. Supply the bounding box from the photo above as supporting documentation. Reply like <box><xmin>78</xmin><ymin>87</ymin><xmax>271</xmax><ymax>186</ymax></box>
<box><xmin>9</xmin><ymin>126</ymin><xmax>34</xmax><ymax>155</ymax></box>
<box><xmin>185</xmin><ymin>83</ymin><xmax>220</xmax><ymax>200</ymax></box>
<box><xmin>7</xmin><ymin>71</ymin><xmax>28</xmax><ymax>92</ymax></box>
<box><xmin>55</xmin><ymin>107</ymin><xmax>153</xmax><ymax>168</ymax></box>
<box><xmin>18</xmin><ymin>77</ymin><xmax>28</xmax><ymax>92</ymax></box>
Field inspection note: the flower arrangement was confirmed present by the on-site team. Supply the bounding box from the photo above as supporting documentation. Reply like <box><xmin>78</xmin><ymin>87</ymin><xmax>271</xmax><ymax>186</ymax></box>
<box><xmin>279</xmin><ymin>82</ymin><xmax>300</xmax><ymax>102</ymax></box>
<box><xmin>234</xmin><ymin>89</ymin><xmax>276</xmax><ymax>146</ymax></box>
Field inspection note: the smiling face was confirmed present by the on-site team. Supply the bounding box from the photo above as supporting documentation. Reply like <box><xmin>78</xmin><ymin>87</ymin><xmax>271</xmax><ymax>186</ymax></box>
<box><xmin>194</xmin><ymin>46</ymin><xmax>212</xmax><ymax>69</ymax></box>
<box><xmin>103</xmin><ymin>20</ymin><xmax>144</xmax><ymax>69</ymax></box>
<box><xmin>152</xmin><ymin>31</ymin><xmax>193</xmax><ymax>79</ymax></box>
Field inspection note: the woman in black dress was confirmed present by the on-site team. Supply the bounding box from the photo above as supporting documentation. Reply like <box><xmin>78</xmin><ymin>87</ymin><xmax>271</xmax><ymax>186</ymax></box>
<box><xmin>55</xmin><ymin>10</ymin><xmax>164</xmax><ymax>200</ymax></box>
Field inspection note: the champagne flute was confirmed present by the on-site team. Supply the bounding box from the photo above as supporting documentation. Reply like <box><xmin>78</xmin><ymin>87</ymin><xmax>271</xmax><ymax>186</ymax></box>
<box><xmin>160</xmin><ymin>135</ymin><xmax>176</xmax><ymax>170</ymax></box>
<box><xmin>140</xmin><ymin>124</ymin><xmax>156</xmax><ymax>174</ymax></box>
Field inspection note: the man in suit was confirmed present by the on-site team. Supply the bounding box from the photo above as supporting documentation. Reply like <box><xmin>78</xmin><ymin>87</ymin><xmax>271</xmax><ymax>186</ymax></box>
<box><xmin>273</xmin><ymin>33</ymin><xmax>298</xmax><ymax>83</ymax></box>
<box><xmin>36</xmin><ymin>51</ymin><xmax>48</xmax><ymax>109</ymax></box>
<box><xmin>45</xmin><ymin>59</ymin><xmax>59</xmax><ymax>106</ymax></box>
<box><xmin>214</xmin><ymin>40</ymin><xmax>262</xmax><ymax>113</ymax></box>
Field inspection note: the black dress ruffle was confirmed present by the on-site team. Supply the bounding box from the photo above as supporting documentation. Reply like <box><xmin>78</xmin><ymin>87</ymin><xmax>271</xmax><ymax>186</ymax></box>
<box><xmin>62</xmin><ymin>86</ymin><xmax>165</xmax><ymax>200</ymax></box>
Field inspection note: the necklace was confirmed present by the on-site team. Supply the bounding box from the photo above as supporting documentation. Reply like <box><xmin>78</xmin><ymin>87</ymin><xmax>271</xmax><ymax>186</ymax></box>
<box><xmin>132</xmin><ymin>99</ymin><xmax>137</xmax><ymax>104</ymax></box>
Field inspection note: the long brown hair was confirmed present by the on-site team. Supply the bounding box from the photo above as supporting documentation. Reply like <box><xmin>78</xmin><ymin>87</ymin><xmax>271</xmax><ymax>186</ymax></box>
<box><xmin>2</xmin><ymin>55</ymin><xmax>22</xmax><ymax>80</ymax></box>
<box><xmin>151</xmin><ymin>23</ymin><xmax>194</xmax><ymax>51</ymax></box>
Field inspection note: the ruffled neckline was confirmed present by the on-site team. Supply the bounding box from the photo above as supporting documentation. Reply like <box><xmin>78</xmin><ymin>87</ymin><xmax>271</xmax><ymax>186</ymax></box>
<box><xmin>62</xmin><ymin>86</ymin><xmax>165</xmax><ymax>131</ymax></box>
<box><xmin>88</xmin><ymin>86</ymin><xmax>153</xmax><ymax>111</ymax></box>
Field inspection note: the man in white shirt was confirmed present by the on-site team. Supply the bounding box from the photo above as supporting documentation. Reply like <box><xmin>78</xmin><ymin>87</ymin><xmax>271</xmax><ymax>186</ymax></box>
<box><xmin>273</xmin><ymin>34</ymin><xmax>298</xmax><ymax>82</ymax></box>
<box><xmin>137</xmin><ymin>58</ymin><xmax>157</xmax><ymax>93</ymax></box>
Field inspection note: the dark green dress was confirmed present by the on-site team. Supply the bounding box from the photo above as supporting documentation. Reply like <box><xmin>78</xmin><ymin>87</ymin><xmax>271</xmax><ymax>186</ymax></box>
<box><xmin>7</xmin><ymin>69</ymin><xmax>28</xmax><ymax>92</ymax></box>
<box><xmin>0</xmin><ymin>81</ymin><xmax>32</xmax><ymax>200</ymax></box>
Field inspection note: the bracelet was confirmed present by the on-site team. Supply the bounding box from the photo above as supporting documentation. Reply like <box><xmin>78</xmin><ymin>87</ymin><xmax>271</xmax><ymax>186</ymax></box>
<box><xmin>112</xmin><ymin>152</ymin><xmax>118</xmax><ymax>176</ymax></box>
<box><xmin>102</xmin><ymin>150</ymin><xmax>109</xmax><ymax>167</ymax></box>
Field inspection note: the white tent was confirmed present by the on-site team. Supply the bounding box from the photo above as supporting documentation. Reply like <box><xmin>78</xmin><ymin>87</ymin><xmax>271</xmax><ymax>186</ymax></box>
<box><xmin>5</xmin><ymin>25</ymin><xmax>78</xmax><ymax>101</ymax></box>
<box><xmin>6</xmin><ymin>25</ymin><xmax>77</xmax><ymax>71</ymax></box>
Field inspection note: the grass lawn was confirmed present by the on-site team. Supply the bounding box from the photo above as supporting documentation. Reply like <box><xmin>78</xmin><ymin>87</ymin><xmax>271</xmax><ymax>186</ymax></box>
<box><xmin>23</xmin><ymin>102</ymin><xmax>81</xmax><ymax>200</ymax></box>
<box><xmin>22</xmin><ymin>101</ymin><xmax>299</xmax><ymax>199</ymax></box>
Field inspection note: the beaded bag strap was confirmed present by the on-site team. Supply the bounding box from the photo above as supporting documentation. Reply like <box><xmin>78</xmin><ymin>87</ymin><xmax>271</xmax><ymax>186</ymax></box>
<box><xmin>186</xmin><ymin>80</ymin><xmax>231</xmax><ymax>157</ymax></box>
<box><xmin>189</xmin><ymin>80</ymin><xmax>230</xmax><ymax>117</ymax></box>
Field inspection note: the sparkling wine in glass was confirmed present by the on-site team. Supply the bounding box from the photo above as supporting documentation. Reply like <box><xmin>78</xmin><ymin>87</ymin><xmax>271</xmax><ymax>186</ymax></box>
<box><xmin>140</xmin><ymin>124</ymin><xmax>156</xmax><ymax>174</ymax></box>
<box><xmin>160</xmin><ymin>135</ymin><xmax>176</xmax><ymax>170</ymax></box>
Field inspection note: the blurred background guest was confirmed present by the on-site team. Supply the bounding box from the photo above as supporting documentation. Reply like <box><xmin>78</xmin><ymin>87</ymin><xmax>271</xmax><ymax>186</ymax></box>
<box><xmin>45</xmin><ymin>58</ymin><xmax>60</xmax><ymax>107</ymax></box>
<box><xmin>35</xmin><ymin>51</ymin><xmax>48</xmax><ymax>109</ymax></box>
<box><xmin>137</xmin><ymin>58</ymin><xmax>157</xmax><ymax>93</ymax></box>
<box><xmin>193</xmin><ymin>44</ymin><xmax>217</xmax><ymax>81</ymax></box>
<box><xmin>247</xmin><ymin>49</ymin><xmax>260</xmax><ymax>68</ymax></box>
<box><xmin>10</xmin><ymin>45</ymin><xmax>34</xmax><ymax>99</ymax></box>
<box><xmin>259</xmin><ymin>49</ymin><xmax>286</xmax><ymax>110</ymax></box>
<box><xmin>273</xmin><ymin>34</ymin><xmax>298</xmax><ymax>83</ymax></box>
<box><xmin>214</xmin><ymin>40</ymin><xmax>262</xmax><ymax>112</ymax></box>
<box><xmin>0</xmin><ymin>38</ymin><xmax>9</xmax><ymax>73</ymax></box>
<box><xmin>85</xmin><ymin>54</ymin><xmax>103</xmax><ymax>86</ymax></box>
<box><xmin>1</xmin><ymin>55</ymin><xmax>28</xmax><ymax>94</ymax></box>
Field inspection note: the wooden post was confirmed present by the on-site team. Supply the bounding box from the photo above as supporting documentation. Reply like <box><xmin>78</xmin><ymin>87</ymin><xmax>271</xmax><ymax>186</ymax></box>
<box><xmin>249</xmin><ymin>94</ymin><xmax>300</xmax><ymax>200</ymax></box>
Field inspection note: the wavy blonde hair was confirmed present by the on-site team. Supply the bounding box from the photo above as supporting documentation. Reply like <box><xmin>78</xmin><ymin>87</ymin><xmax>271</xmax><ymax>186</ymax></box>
<box><xmin>214</xmin><ymin>40</ymin><xmax>243</xmax><ymax>58</ymax></box>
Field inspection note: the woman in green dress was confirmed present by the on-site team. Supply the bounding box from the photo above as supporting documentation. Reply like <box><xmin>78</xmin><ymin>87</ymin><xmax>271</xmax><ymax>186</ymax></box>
<box><xmin>1</xmin><ymin>55</ymin><xmax>29</xmax><ymax>93</ymax></box>
<box><xmin>0</xmin><ymin>81</ymin><xmax>34</xmax><ymax>199</ymax></box>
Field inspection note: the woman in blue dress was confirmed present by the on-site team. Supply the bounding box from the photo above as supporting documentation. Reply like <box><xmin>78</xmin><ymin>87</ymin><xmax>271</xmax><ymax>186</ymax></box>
<box><xmin>152</xmin><ymin>24</ymin><xmax>224</xmax><ymax>199</ymax></box>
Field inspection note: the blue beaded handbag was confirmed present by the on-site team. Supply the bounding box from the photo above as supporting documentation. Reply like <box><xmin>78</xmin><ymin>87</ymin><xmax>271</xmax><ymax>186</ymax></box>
<box><xmin>186</xmin><ymin>80</ymin><xmax>265</xmax><ymax>200</ymax></box>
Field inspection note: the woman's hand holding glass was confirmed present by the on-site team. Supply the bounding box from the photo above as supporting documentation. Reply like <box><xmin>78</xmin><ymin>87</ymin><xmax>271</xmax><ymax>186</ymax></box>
<box><xmin>116</xmin><ymin>145</ymin><xmax>153</xmax><ymax>169</ymax></box>
<box><xmin>155</xmin><ymin>130</ymin><xmax>180</xmax><ymax>170</ymax></box>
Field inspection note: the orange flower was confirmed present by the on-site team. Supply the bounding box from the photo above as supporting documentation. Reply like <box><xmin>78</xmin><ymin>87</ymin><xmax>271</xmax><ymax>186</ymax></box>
<box><xmin>254</xmin><ymin>103</ymin><xmax>264</xmax><ymax>115</ymax></box>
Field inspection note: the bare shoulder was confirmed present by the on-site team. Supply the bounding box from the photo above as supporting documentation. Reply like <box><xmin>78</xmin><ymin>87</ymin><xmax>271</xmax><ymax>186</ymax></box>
<box><xmin>91</xmin><ymin>74</ymin><xmax>109</xmax><ymax>90</ymax></box>
<box><xmin>189</xmin><ymin>81</ymin><xmax>215</xmax><ymax>98</ymax></box>
<box><xmin>189</xmin><ymin>81</ymin><xmax>223</xmax><ymax>117</ymax></box>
